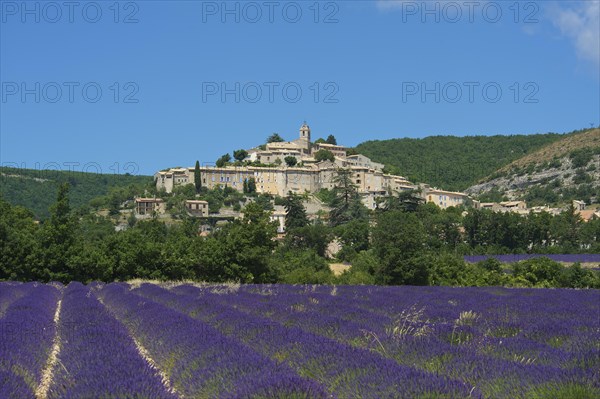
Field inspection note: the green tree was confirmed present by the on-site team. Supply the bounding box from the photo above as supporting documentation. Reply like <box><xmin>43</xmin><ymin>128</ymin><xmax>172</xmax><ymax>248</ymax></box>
<box><xmin>315</xmin><ymin>149</ymin><xmax>335</xmax><ymax>163</ymax></box>
<box><xmin>270</xmin><ymin>249</ymin><xmax>334</xmax><ymax>284</ymax></box>
<box><xmin>233</xmin><ymin>149</ymin><xmax>248</xmax><ymax>162</ymax></box>
<box><xmin>284</xmin><ymin>192</ymin><xmax>309</xmax><ymax>231</ymax></box>
<box><xmin>524</xmin><ymin>211</ymin><xmax>553</xmax><ymax>251</ymax></box>
<box><xmin>512</xmin><ymin>257</ymin><xmax>563</xmax><ymax>287</ymax></box>
<box><xmin>336</xmin><ymin>250</ymin><xmax>378</xmax><ymax>285</ymax></box>
<box><xmin>372</xmin><ymin>211</ymin><xmax>427</xmax><ymax>284</ymax></box>
<box><xmin>247</xmin><ymin>177</ymin><xmax>257</xmax><ymax>194</ymax></box>
<box><xmin>284</xmin><ymin>222</ymin><xmax>331</xmax><ymax>257</ymax></box>
<box><xmin>376</xmin><ymin>189</ymin><xmax>423</xmax><ymax>213</ymax></box>
<box><xmin>418</xmin><ymin>204</ymin><xmax>462</xmax><ymax>250</ymax></box>
<box><xmin>329</xmin><ymin>169</ymin><xmax>368</xmax><ymax>227</ymax></box>
<box><xmin>0</xmin><ymin>197</ymin><xmax>40</xmax><ymax>280</ymax></box>
<box><xmin>284</xmin><ymin>156</ymin><xmax>298</xmax><ymax>167</ymax></box>
<box><xmin>552</xmin><ymin>204</ymin><xmax>582</xmax><ymax>252</ymax></box>
<box><xmin>254</xmin><ymin>194</ymin><xmax>274</xmax><ymax>211</ymax></box>
<box><xmin>580</xmin><ymin>217</ymin><xmax>600</xmax><ymax>252</ymax></box>
<box><xmin>326</xmin><ymin>134</ymin><xmax>337</xmax><ymax>145</ymax></box>
<box><xmin>35</xmin><ymin>183</ymin><xmax>78</xmax><ymax>282</ymax></box>
<box><xmin>194</xmin><ymin>160</ymin><xmax>202</xmax><ymax>193</ymax></box>
<box><xmin>197</xmin><ymin>202</ymin><xmax>277</xmax><ymax>282</ymax></box>
<box><xmin>216</xmin><ymin>153</ymin><xmax>231</xmax><ymax>168</ymax></box>
<box><xmin>267</xmin><ymin>133</ymin><xmax>285</xmax><ymax>143</ymax></box>
<box><xmin>334</xmin><ymin>219</ymin><xmax>370</xmax><ymax>261</ymax></box>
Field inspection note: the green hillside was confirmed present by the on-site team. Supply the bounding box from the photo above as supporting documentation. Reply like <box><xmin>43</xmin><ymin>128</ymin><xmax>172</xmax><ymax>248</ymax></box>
<box><xmin>0</xmin><ymin>167</ymin><xmax>153</xmax><ymax>219</ymax></box>
<box><xmin>355</xmin><ymin>132</ymin><xmax>569</xmax><ymax>191</ymax></box>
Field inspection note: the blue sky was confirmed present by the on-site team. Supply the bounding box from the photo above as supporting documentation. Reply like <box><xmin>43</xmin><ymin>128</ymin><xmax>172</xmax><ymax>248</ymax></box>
<box><xmin>1</xmin><ymin>0</ymin><xmax>599</xmax><ymax>176</ymax></box>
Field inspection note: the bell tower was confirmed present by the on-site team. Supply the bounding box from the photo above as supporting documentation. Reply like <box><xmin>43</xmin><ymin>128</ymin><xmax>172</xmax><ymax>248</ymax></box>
<box><xmin>299</xmin><ymin>121</ymin><xmax>311</xmax><ymax>154</ymax></box>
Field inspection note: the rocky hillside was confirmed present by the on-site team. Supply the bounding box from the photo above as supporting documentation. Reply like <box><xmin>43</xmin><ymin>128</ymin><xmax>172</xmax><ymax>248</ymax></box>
<box><xmin>467</xmin><ymin>129</ymin><xmax>600</xmax><ymax>205</ymax></box>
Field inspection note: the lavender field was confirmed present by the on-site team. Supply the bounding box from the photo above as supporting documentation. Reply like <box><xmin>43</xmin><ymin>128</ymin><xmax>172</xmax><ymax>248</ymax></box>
<box><xmin>1</xmin><ymin>282</ymin><xmax>598</xmax><ymax>399</ymax></box>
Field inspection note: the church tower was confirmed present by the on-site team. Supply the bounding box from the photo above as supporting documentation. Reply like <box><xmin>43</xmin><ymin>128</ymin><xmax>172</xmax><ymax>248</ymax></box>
<box><xmin>299</xmin><ymin>122</ymin><xmax>311</xmax><ymax>154</ymax></box>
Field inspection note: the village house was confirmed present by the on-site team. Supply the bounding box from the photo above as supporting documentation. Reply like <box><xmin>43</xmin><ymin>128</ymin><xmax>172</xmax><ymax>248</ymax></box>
<box><xmin>185</xmin><ymin>200</ymin><xmax>209</xmax><ymax>217</ymax></box>
<box><xmin>135</xmin><ymin>198</ymin><xmax>166</xmax><ymax>216</ymax></box>
<box><xmin>422</xmin><ymin>187</ymin><xmax>470</xmax><ymax>209</ymax></box>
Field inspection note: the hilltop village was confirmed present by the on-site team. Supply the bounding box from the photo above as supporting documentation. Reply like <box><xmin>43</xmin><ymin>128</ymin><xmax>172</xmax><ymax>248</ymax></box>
<box><xmin>142</xmin><ymin>123</ymin><xmax>599</xmax><ymax>230</ymax></box>
<box><xmin>153</xmin><ymin>123</ymin><xmax>469</xmax><ymax>213</ymax></box>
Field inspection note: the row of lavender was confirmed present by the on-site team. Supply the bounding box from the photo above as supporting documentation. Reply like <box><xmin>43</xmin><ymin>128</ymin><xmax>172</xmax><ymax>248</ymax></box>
<box><xmin>464</xmin><ymin>254</ymin><xmax>600</xmax><ymax>263</ymax></box>
<box><xmin>0</xmin><ymin>282</ymin><xmax>60</xmax><ymax>398</ymax></box>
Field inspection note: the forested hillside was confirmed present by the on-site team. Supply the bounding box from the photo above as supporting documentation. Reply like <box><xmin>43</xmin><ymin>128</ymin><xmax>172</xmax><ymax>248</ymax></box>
<box><xmin>0</xmin><ymin>167</ymin><xmax>153</xmax><ymax>219</ymax></box>
<box><xmin>355</xmin><ymin>132</ymin><xmax>568</xmax><ymax>191</ymax></box>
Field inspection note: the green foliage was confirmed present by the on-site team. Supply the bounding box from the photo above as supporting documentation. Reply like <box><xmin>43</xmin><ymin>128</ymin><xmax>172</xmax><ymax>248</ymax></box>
<box><xmin>334</xmin><ymin>220</ymin><xmax>370</xmax><ymax>261</ymax></box>
<box><xmin>247</xmin><ymin>178</ymin><xmax>257</xmax><ymax>194</ymax></box>
<box><xmin>336</xmin><ymin>250</ymin><xmax>378</xmax><ymax>285</ymax></box>
<box><xmin>572</xmin><ymin>169</ymin><xmax>592</xmax><ymax>184</ymax></box>
<box><xmin>555</xmin><ymin>263</ymin><xmax>600</xmax><ymax>289</ymax></box>
<box><xmin>376</xmin><ymin>189</ymin><xmax>424</xmax><ymax>213</ymax></box>
<box><xmin>267</xmin><ymin>133</ymin><xmax>285</xmax><ymax>143</ymax></box>
<box><xmin>478</xmin><ymin>187</ymin><xmax>508</xmax><ymax>203</ymax></box>
<box><xmin>0</xmin><ymin>166</ymin><xmax>151</xmax><ymax>219</ymax></box>
<box><xmin>569</xmin><ymin>148</ymin><xmax>597</xmax><ymax>168</ymax></box>
<box><xmin>0</xmin><ymin>196</ymin><xmax>39</xmax><ymax>280</ymax></box>
<box><xmin>284</xmin><ymin>222</ymin><xmax>331</xmax><ymax>258</ymax></box>
<box><xmin>198</xmin><ymin>202</ymin><xmax>277</xmax><ymax>282</ymax></box>
<box><xmin>216</xmin><ymin>153</ymin><xmax>232</xmax><ymax>168</ymax></box>
<box><xmin>2</xmin><ymin>177</ymin><xmax>600</xmax><ymax>287</ymax></box>
<box><xmin>284</xmin><ymin>192</ymin><xmax>309</xmax><ymax>231</ymax></box>
<box><xmin>315</xmin><ymin>188</ymin><xmax>336</xmax><ymax>206</ymax></box>
<box><xmin>284</xmin><ymin>156</ymin><xmax>298</xmax><ymax>167</ymax></box>
<box><xmin>329</xmin><ymin>169</ymin><xmax>369</xmax><ymax>227</ymax></box>
<box><xmin>356</xmin><ymin>134</ymin><xmax>564</xmax><ymax>191</ymax></box>
<box><xmin>271</xmin><ymin>249</ymin><xmax>334</xmax><ymax>284</ymax></box>
<box><xmin>418</xmin><ymin>204</ymin><xmax>462</xmax><ymax>250</ymax></box>
<box><xmin>512</xmin><ymin>257</ymin><xmax>563</xmax><ymax>287</ymax></box>
<box><xmin>326</xmin><ymin>135</ymin><xmax>337</xmax><ymax>145</ymax></box>
<box><xmin>372</xmin><ymin>211</ymin><xmax>428</xmax><ymax>285</ymax></box>
<box><xmin>233</xmin><ymin>149</ymin><xmax>249</xmax><ymax>162</ymax></box>
<box><xmin>524</xmin><ymin>185</ymin><xmax>560</xmax><ymax>206</ymax></box>
<box><xmin>33</xmin><ymin>183</ymin><xmax>79</xmax><ymax>282</ymax></box>
<box><xmin>193</xmin><ymin>185</ymin><xmax>245</xmax><ymax>214</ymax></box>
<box><xmin>314</xmin><ymin>149</ymin><xmax>335</xmax><ymax>163</ymax></box>
<box><xmin>254</xmin><ymin>194</ymin><xmax>274</xmax><ymax>211</ymax></box>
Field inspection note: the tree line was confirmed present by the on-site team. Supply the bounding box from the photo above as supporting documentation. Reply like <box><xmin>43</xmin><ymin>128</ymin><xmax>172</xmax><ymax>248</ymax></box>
<box><xmin>1</xmin><ymin>173</ymin><xmax>599</xmax><ymax>287</ymax></box>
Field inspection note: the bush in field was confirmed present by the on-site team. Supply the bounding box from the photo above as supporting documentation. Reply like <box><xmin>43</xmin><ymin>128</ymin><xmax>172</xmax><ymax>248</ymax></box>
<box><xmin>336</xmin><ymin>250</ymin><xmax>378</xmax><ymax>285</ymax></box>
<box><xmin>271</xmin><ymin>249</ymin><xmax>335</xmax><ymax>284</ymax></box>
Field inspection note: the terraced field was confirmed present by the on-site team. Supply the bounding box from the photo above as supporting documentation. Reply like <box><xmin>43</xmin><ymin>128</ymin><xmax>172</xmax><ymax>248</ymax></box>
<box><xmin>1</xmin><ymin>282</ymin><xmax>598</xmax><ymax>398</ymax></box>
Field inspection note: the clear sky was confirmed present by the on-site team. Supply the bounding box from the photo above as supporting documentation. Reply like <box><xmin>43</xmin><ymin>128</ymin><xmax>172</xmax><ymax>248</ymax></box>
<box><xmin>1</xmin><ymin>0</ymin><xmax>599</xmax><ymax>176</ymax></box>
